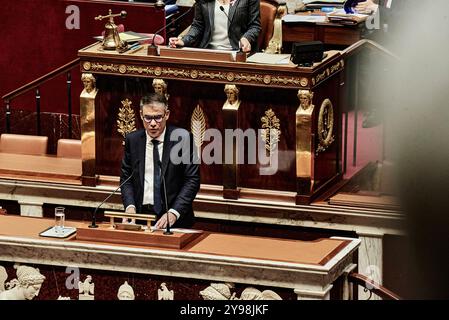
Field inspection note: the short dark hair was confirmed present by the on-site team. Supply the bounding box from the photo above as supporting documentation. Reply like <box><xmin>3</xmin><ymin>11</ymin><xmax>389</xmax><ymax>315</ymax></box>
<box><xmin>140</xmin><ymin>93</ymin><xmax>168</xmax><ymax>110</ymax></box>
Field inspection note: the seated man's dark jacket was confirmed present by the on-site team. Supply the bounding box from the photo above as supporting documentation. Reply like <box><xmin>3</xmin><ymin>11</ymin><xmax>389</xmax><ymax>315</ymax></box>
<box><xmin>120</xmin><ymin>125</ymin><xmax>200</xmax><ymax>228</ymax></box>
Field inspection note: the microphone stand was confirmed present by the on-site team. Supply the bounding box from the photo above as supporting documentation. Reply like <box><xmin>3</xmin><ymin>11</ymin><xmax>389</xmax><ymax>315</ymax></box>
<box><xmin>147</xmin><ymin>4</ymin><xmax>196</xmax><ymax>56</ymax></box>
<box><xmin>158</xmin><ymin>161</ymin><xmax>173</xmax><ymax>235</ymax></box>
<box><xmin>89</xmin><ymin>160</ymin><xmax>139</xmax><ymax>228</ymax></box>
<box><xmin>219</xmin><ymin>5</ymin><xmax>247</xmax><ymax>62</ymax></box>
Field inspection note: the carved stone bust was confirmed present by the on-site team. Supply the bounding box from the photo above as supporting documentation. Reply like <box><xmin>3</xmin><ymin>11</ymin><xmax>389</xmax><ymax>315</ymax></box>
<box><xmin>0</xmin><ymin>264</ymin><xmax>46</xmax><ymax>300</ymax></box>
<box><xmin>117</xmin><ymin>281</ymin><xmax>135</xmax><ymax>300</ymax></box>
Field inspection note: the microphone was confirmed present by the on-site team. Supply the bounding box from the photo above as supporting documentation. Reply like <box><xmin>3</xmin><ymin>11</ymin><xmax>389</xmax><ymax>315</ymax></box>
<box><xmin>219</xmin><ymin>5</ymin><xmax>245</xmax><ymax>55</ymax></box>
<box><xmin>148</xmin><ymin>4</ymin><xmax>196</xmax><ymax>55</ymax></box>
<box><xmin>89</xmin><ymin>160</ymin><xmax>140</xmax><ymax>228</ymax></box>
<box><xmin>219</xmin><ymin>5</ymin><xmax>231</xmax><ymax>22</ymax></box>
<box><xmin>156</xmin><ymin>160</ymin><xmax>173</xmax><ymax>235</ymax></box>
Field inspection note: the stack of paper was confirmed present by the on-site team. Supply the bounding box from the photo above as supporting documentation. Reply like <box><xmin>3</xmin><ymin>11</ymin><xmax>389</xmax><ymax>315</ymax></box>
<box><xmin>303</xmin><ymin>0</ymin><xmax>346</xmax><ymax>9</ymax></box>
<box><xmin>246</xmin><ymin>53</ymin><xmax>291</xmax><ymax>65</ymax></box>
<box><xmin>327</xmin><ymin>8</ymin><xmax>369</xmax><ymax>24</ymax></box>
<box><xmin>282</xmin><ymin>14</ymin><xmax>328</xmax><ymax>23</ymax></box>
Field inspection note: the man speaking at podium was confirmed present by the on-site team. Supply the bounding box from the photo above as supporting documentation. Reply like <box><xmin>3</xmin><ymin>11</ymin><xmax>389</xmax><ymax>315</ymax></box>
<box><xmin>168</xmin><ymin>0</ymin><xmax>261</xmax><ymax>53</ymax></box>
<box><xmin>120</xmin><ymin>93</ymin><xmax>200</xmax><ymax>229</ymax></box>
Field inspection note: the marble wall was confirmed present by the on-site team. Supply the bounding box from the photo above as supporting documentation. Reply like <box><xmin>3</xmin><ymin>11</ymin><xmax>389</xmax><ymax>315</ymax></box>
<box><xmin>0</xmin><ymin>261</ymin><xmax>297</xmax><ymax>300</ymax></box>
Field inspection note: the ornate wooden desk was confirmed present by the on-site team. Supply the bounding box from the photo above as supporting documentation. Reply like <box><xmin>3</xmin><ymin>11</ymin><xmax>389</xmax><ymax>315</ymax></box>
<box><xmin>78</xmin><ymin>43</ymin><xmax>345</xmax><ymax>205</ymax></box>
<box><xmin>282</xmin><ymin>19</ymin><xmax>365</xmax><ymax>52</ymax></box>
<box><xmin>0</xmin><ymin>215</ymin><xmax>359</xmax><ymax>300</ymax></box>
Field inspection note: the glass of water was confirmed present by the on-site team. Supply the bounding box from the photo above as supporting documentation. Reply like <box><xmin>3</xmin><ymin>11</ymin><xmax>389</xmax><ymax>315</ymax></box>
<box><xmin>55</xmin><ymin>207</ymin><xmax>65</xmax><ymax>233</ymax></box>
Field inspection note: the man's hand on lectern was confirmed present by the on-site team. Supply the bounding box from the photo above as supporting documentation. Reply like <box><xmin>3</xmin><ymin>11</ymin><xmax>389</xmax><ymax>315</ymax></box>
<box><xmin>239</xmin><ymin>37</ymin><xmax>251</xmax><ymax>53</ymax></box>
<box><xmin>154</xmin><ymin>211</ymin><xmax>177</xmax><ymax>229</ymax></box>
<box><xmin>169</xmin><ymin>37</ymin><xmax>184</xmax><ymax>48</ymax></box>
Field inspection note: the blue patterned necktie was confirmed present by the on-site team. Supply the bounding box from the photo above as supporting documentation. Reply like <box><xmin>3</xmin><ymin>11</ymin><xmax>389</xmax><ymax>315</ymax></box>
<box><xmin>152</xmin><ymin>139</ymin><xmax>162</xmax><ymax>215</ymax></box>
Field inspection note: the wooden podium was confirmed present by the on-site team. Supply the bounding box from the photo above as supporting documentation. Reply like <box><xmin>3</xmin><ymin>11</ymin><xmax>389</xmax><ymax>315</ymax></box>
<box><xmin>76</xmin><ymin>224</ymin><xmax>203</xmax><ymax>249</ymax></box>
<box><xmin>78</xmin><ymin>43</ymin><xmax>344</xmax><ymax>204</ymax></box>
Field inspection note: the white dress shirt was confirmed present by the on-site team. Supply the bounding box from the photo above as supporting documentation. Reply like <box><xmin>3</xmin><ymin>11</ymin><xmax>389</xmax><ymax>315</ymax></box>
<box><xmin>126</xmin><ymin>128</ymin><xmax>180</xmax><ymax>220</ymax></box>
<box><xmin>208</xmin><ymin>2</ymin><xmax>233</xmax><ymax>50</ymax></box>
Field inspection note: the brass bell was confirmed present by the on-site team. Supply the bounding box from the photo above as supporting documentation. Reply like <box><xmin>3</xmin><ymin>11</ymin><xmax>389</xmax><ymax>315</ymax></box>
<box><xmin>95</xmin><ymin>9</ymin><xmax>127</xmax><ymax>51</ymax></box>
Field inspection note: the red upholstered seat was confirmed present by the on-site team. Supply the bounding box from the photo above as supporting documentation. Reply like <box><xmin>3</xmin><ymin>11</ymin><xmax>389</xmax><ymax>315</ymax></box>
<box><xmin>259</xmin><ymin>0</ymin><xmax>278</xmax><ymax>51</ymax></box>
<box><xmin>57</xmin><ymin>139</ymin><xmax>82</xmax><ymax>159</ymax></box>
<box><xmin>0</xmin><ymin>134</ymin><xmax>48</xmax><ymax>156</ymax></box>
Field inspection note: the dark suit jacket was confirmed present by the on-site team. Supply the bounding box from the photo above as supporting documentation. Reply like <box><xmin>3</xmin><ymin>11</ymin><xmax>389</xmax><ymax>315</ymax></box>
<box><xmin>120</xmin><ymin>126</ymin><xmax>200</xmax><ymax>228</ymax></box>
<box><xmin>182</xmin><ymin>0</ymin><xmax>261</xmax><ymax>51</ymax></box>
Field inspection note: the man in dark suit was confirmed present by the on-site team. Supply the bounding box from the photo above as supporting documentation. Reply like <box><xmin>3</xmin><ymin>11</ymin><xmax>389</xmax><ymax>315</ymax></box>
<box><xmin>120</xmin><ymin>93</ymin><xmax>200</xmax><ymax>229</ymax></box>
<box><xmin>168</xmin><ymin>0</ymin><xmax>261</xmax><ymax>52</ymax></box>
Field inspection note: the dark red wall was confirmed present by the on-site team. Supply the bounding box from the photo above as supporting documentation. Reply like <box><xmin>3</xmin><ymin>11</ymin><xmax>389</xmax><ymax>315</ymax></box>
<box><xmin>0</xmin><ymin>0</ymin><xmax>165</xmax><ymax>115</ymax></box>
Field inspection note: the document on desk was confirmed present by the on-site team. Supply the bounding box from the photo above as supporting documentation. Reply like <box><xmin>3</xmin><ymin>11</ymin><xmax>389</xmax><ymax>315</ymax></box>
<box><xmin>149</xmin><ymin>226</ymin><xmax>203</xmax><ymax>234</ymax></box>
<box><xmin>282</xmin><ymin>14</ymin><xmax>327</xmax><ymax>23</ymax></box>
<box><xmin>247</xmin><ymin>53</ymin><xmax>291</xmax><ymax>65</ymax></box>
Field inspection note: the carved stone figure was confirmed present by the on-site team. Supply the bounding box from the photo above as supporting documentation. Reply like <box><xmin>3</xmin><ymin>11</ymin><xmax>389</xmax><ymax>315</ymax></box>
<box><xmin>0</xmin><ymin>266</ymin><xmax>6</xmax><ymax>292</ymax></box>
<box><xmin>78</xmin><ymin>275</ymin><xmax>94</xmax><ymax>300</ymax></box>
<box><xmin>223</xmin><ymin>84</ymin><xmax>241</xmax><ymax>109</ymax></box>
<box><xmin>117</xmin><ymin>281</ymin><xmax>135</xmax><ymax>300</ymax></box>
<box><xmin>200</xmin><ymin>282</ymin><xmax>282</xmax><ymax>300</ymax></box>
<box><xmin>0</xmin><ymin>264</ymin><xmax>46</xmax><ymax>300</ymax></box>
<box><xmin>57</xmin><ymin>296</ymin><xmax>71</xmax><ymax>300</ymax></box>
<box><xmin>237</xmin><ymin>287</ymin><xmax>282</xmax><ymax>300</ymax></box>
<box><xmin>200</xmin><ymin>282</ymin><xmax>236</xmax><ymax>300</ymax></box>
<box><xmin>297</xmin><ymin>90</ymin><xmax>314</xmax><ymax>112</ymax></box>
<box><xmin>157</xmin><ymin>282</ymin><xmax>174</xmax><ymax>300</ymax></box>
<box><xmin>152</xmin><ymin>78</ymin><xmax>169</xmax><ymax>100</ymax></box>
<box><xmin>81</xmin><ymin>73</ymin><xmax>96</xmax><ymax>95</ymax></box>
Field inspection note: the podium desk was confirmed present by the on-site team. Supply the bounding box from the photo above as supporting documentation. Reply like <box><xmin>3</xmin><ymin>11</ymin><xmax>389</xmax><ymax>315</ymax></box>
<box><xmin>0</xmin><ymin>215</ymin><xmax>359</xmax><ymax>300</ymax></box>
<box><xmin>78</xmin><ymin>42</ymin><xmax>346</xmax><ymax>205</ymax></box>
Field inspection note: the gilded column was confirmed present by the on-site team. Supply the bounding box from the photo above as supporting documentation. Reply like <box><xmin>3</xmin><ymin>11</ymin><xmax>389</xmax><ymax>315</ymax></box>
<box><xmin>222</xmin><ymin>84</ymin><xmax>241</xmax><ymax>199</ymax></box>
<box><xmin>80</xmin><ymin>73</ymin><xmax>98</xmax><ymax>186</ymax></box>
<box><xmin>296</xmin><ymin>90</ymin><xmax>315</xmax><ymax>204</ymax></box>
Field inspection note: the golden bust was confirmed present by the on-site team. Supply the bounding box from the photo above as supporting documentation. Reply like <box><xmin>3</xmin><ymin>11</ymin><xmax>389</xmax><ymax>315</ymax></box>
<box><xmin>298</xmin><ymin>90</ymin><xmax>314</xmax><ymax>111</ymax></box>
<box><xmin>152</xmin><ymin>78</ymin><xmax>169</xmax><ymax>100</ymax></box>
<box><xmin>224</xmin><ymin>84</ymin><xmax>240</xmax><ymax>108</ymax></box>
<box><xmin>81</xmin><ymin>73</ymin><xmax>96</xmax><ymax>94</ymax></box>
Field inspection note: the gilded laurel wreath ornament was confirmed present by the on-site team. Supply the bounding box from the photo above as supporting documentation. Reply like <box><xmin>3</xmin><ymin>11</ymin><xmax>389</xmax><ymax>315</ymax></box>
<box><xmin>261</xmin><ymin>108</ymin><xmax>281</xmax><ymax>153</ymax></box>
<box><xmin>117</xmin><ymin>98</ymin><xmax>136</xmax><ymax>144</ymax></box>
<box><xmin>316</xmin><ymin>98</ymin><xmax>335</xmax><ymax>154</ymax></box>
<box><xmin>191</xmin><ymin>105</ymin><xmax>207</xmax><ymax>155</ymax></box>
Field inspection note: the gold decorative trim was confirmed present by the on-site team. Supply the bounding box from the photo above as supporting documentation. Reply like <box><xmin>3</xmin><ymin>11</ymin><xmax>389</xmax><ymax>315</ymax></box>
<box><xmin>191</xmin><ymin>105</ymin><xmax>207</xmax><ymax>156</ymax></box>
<box><xmin>81</xmin><ymin>61</ymin><xmax>307</xmax><ymax>88</ymax></box>
<box><xmin>316</xmin><ymin>99</ymin><xmax>335</xmax><ymax>154</ymax></box>
<box><xmin>116</xmin><ymin>98</ymin><xmax>137</xmax><ymax>145</ymax></box>
<box><xmin>312</xmin><ymin>60</ymin><xmax>344</xmax><ymax>86</ymax></box>
<box><xmin>261</xmin><ymin>108</ymin><xmax>281</xmax><ymax>153</ymax></box>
